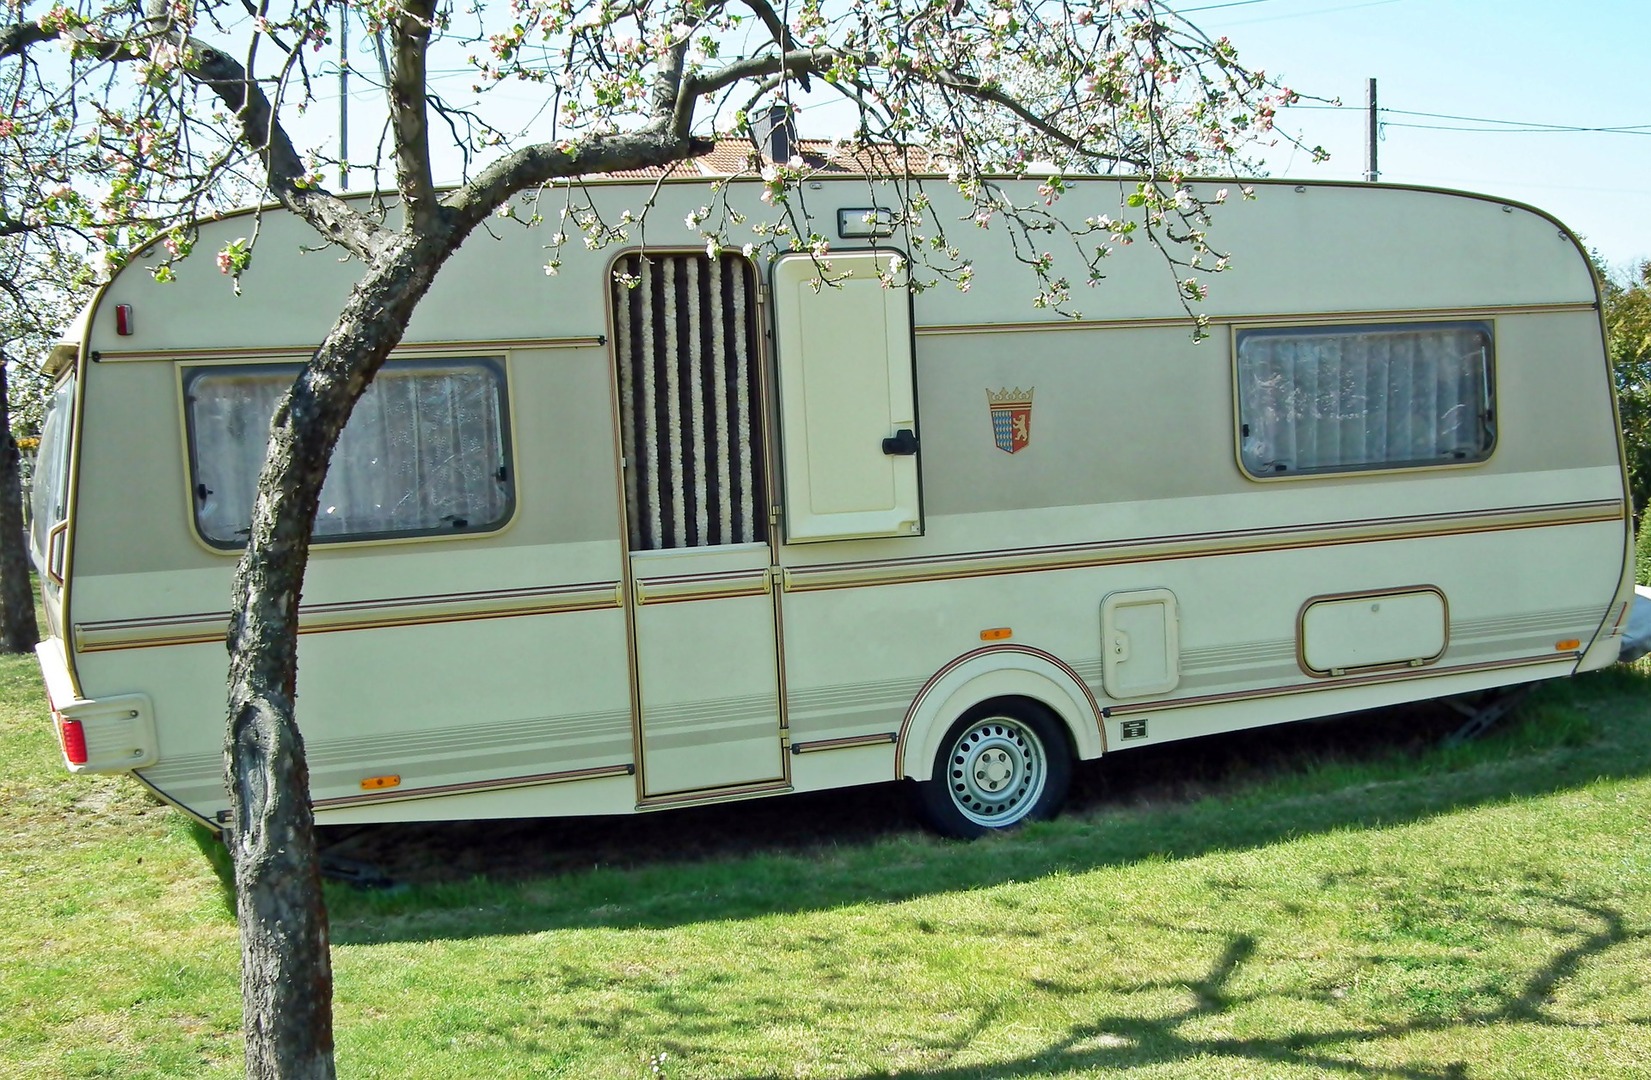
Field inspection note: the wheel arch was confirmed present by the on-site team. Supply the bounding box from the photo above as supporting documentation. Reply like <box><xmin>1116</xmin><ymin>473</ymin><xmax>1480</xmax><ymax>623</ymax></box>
<box><xmin>895</xmin><ymin>645</ymin><xmax>1105</xmax><ymax>781</ymax></box>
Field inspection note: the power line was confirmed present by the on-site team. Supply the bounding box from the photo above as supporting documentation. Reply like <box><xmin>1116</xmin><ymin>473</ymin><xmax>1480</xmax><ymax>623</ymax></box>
<box><xmin>1211</xmin><ymin>0</ymin><xmax>1405</xmax><ymax>25</ymax></box>
<box><xmin>1283</xmin><ymin>101</ymin><xmax>1651</xmax><ymax>137</ymax></box>
<box><xmin>1384</xmin><ymin>121</ymin><xmax>1651</xmax><ymax>136</ymax></box>
<box><xmin>1381</xmin><ymin>106</ymin><xmax>1650</xmax><ymax>135</ymax></box>
<box><xmin>1174</xmin><ymin>0</ymin><xmax>1283</xmax><ymax>12</ymax></box>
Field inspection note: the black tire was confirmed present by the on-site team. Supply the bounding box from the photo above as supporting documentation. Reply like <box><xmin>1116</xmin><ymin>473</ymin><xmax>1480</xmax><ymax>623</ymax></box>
<box><xmin>914</xmin><ymin>700</ymin><xmax>1073</xmax><ymax>839</ymax></box>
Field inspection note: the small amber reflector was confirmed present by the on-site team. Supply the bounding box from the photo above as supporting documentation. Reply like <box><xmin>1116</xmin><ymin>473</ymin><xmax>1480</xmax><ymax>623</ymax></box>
<box><xmin>1556</xmin><ymin>639</ymin><xmax>1581</xmax><ymax>652</ymax></box>
<box><xmin>980</xmin><ymin>628</ymin><xmax>1013</xmax><ymax>641</ymax></box>
<box><xmin>360</xmin><ymin>775</ymin><xmax>402</xmax><ymax>791</ymax></box>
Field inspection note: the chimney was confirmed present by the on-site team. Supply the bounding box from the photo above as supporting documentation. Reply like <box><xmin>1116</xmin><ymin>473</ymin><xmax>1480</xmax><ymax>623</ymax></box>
<box><xmin>750</xmin><ymin>103</ymin><xmax>795</xmax><ymax>164</ymax></box>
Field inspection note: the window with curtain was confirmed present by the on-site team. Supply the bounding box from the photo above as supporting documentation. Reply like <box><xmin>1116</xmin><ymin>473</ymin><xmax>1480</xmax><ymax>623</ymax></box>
<box><xmin>1235</xmin><ymin>321</ymin><xmax>1494</xmax><ymax>478</ymax></box>
<box><xmin>184</xmin><ymin>358</ymin><xmax>514</xmax><ymax>547</ymax></box>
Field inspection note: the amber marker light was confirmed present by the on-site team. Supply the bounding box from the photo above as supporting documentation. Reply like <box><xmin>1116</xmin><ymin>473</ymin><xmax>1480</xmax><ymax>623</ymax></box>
<box><xmin>1556</xmin><ymin>639</ymin><xmax>1581</xmax><ymax>652</ymax></box>
<box><xmin>360</xmin><ymin>775</ymin><xmax>402</xmax><ymax>791</ymax></box>
<box><xmin>980</xmin><ymin>628</ymin><xmax>1013</xmax><ymax>641</ymax></box>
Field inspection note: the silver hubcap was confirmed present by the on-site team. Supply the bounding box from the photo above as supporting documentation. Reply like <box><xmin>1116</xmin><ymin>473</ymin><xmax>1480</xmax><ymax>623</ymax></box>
<box><xmin>946</xmin><ymin>716</ymin><xmax>1047</xmax><ymax>827</ymax></box>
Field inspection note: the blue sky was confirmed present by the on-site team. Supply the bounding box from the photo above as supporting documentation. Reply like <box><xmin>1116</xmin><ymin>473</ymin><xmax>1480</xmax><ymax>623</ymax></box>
<box><xmin>331</xmin><ymin>0</ymin><xmax>1647</xmax><ymax>272</ymax></box>
<box><xmin>1182</xmin><ymin>0</ymin><xmax>1650</xmax><ymax>273</ymax></box>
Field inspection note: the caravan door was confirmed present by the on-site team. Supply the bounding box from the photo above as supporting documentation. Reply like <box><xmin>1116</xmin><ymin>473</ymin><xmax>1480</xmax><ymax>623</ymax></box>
<box><xmin>770</xmin><ymin>251</ymin><xmax>921</xmax><ymax>542</ymax></box>
<box><xmin>610</xmin><ymin>253</ymin><xmax>786</xmax><ymax>798</ymax></box>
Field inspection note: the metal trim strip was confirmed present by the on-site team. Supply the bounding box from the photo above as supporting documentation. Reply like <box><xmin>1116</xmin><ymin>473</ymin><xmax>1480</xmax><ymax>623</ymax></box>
<box><xmin>633</xmin><ymin>567</ymin><xmax>772</xmax><ymax>605</ymax></box>
<box><xmin>74</xmin><ymin>580</ymin><xmax>624</xmax><ymax>652</ymax></box>
<box><xmin>312</xmin><ymin>762</ymin><xmax>635</xmax><ymax>811</ymax></box>
<box><xmin>783</xmin><ymin>500</ymin><xmax>1622</xmax><ymax>593</ymax></box>
<box><xmin>915</xmin><ymin>302</ymin><xmax>1596</xmax><ymax>338</ymax></box>
<box><xmin>790</xmin><ymin>732</ymin><xmax>898</xmax><ymax>755</ymax></box>
<box><xmin>90</xmin><ymin>335</ymin><xmax>608</xmax><ymax>363</ymax></box>
<box><xmin>1104</xmin><ymin>652</ymin><xmax>1576</xmax><ymax>718</ymax></box>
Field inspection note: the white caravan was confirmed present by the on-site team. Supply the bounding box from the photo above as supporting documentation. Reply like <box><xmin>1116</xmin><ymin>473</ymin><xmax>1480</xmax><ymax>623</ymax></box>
<box><xmin>29</xmin><ymin>173</ymin><xmax>1635</xmax><ymax>837</ymax></box>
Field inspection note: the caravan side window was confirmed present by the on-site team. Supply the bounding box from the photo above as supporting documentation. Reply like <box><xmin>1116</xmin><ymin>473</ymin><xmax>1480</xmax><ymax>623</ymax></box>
<box><xmin>184</xmin><ymin>358</ymin><xmax>514</xmax><ymax>547</ymax></box>
<box><xmin>1235</xmin><ymin>321</ymin><xmax>1494</xmax><ymax>478</ymax></box>
<box><xmin>29</xmin><ymin>375</ymin><xmax>76</xmax><ymax>576</ymax></box>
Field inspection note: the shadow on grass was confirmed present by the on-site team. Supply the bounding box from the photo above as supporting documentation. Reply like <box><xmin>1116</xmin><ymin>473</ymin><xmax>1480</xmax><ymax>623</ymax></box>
<box><xmin>320</xmin><ymin>668</ymin><xmax>1651</xmax><ymax>945</ymax></box>
<box><xmin>820</xmin><ymin>889</ymin><xmax>1649</xmax><ymax>1080</ymax></box>
<box><xmin>187</xmin><ymin>818</ymin><xmax>237</xmax><ymax>917</ymax></box>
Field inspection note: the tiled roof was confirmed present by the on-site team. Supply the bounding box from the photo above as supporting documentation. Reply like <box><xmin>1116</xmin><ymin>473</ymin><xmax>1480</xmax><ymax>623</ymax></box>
<box><xmin>597</xmin><ymin>138</ymin><xmax>944</xmax><ymax>179</ymax></box>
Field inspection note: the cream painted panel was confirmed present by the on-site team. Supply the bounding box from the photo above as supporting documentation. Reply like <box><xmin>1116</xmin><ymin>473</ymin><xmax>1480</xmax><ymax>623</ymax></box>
<box><xmin>634</xmin><ymin>586</ymin><xmax>784</xmax><ymax>796</ymax></box>
<box><xmin>88</xmin><ymin>606</ymin><xmax>635</xmax><ymax>821</ymax></box>
<box><xmin>71</xmin><ymin>540</ymin><xmax>622</xmax><ymax>627</ymax></box>
<box><xmin>87</xmin><ymin>181</ymin><xmax>1598</xmax><ymax>360</ymax></box>
<box><xmin>772</xmin><ymin>251</ymin><xmax>920</xmax><ymax>541</ymax></box>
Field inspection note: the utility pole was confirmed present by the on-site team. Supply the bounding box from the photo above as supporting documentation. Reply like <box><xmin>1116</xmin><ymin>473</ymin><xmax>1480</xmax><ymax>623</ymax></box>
<box><xmin>338</xmin><ymin>2</ymin><xmax>349</xmax><ymax>190</ymax></box>
<box><xmin>1365</xmin><ymin>77</ymin><xmax>1379</xmax><ymax>182</ymax></box>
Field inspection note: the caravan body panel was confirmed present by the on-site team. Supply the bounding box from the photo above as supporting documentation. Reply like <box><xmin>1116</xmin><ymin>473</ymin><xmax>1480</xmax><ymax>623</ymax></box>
<box><xmin>30</xmin><ymin>176</ymin><xmax>1632</xmax><ymax>828</ymax></box>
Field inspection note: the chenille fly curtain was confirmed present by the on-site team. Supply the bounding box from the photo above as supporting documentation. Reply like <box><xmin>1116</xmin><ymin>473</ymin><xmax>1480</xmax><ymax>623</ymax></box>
<box><xmin>1236</xmin><ymin>323</ymin><xmax>1494</xmax><ymax>477</ymax></box>
<box><xmin>186</xmin><ymin>360</ymin><xmax>511</xmax><ymax>545</ymax></box>
<box><xmin>612</xmin><ymin>253</ymin><xmax>766</xmax><ymax>551</ymax></box>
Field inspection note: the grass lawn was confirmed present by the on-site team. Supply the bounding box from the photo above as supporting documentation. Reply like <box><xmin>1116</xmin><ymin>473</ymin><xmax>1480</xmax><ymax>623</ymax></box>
<box><xmin>2</xmin><ymin>646</ymin><xmax>1648</xmax><ymax>1078</ymax></box>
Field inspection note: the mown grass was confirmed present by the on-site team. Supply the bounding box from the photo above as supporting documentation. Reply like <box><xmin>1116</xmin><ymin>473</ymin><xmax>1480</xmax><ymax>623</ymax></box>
<box><xmin>2</xmin><ymin>650</ymin><xmax>1649</xmax><ymax>1078</ymax></box>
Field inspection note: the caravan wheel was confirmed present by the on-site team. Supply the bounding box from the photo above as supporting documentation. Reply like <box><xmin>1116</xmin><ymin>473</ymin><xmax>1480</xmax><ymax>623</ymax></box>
<box><xmin>916</xmin><ymin>703</ymin><xmax>1072</xmax><ymax>839</ymax></box>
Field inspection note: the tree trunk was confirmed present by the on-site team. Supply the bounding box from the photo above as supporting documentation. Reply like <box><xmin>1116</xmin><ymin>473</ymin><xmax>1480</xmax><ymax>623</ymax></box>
<box><xmin>225</xmin><ymin>234</ymin><xmax>452</xmax><ymax>1080</ymax></box>
<box><xmin>222</xmin><ymin>136</ymin><xmax>692</xmax><ymax>1077</ymax></box>
<box><xmin>0</xmin><ymin>355</ymin><xmax>39</xmax><ymax>653</ymax></box>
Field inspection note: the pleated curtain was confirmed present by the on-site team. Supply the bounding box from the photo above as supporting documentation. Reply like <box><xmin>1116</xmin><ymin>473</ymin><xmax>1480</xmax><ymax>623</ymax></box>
<box><xmin>612</xmin><ymin>253</ymin><xmax>766</xmax><ymax>551</ymax></box>
<box><xmin>1237</xmin><ymin>324</ymin><xmax>1492</xmax><ymax>476</ymax></box>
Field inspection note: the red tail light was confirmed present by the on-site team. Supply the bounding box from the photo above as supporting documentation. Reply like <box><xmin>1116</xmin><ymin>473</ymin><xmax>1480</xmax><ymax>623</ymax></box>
<box><xmin>60</xmin><ymin>718</ymin><xmax>88</xmax><ymax>765</ymax></box>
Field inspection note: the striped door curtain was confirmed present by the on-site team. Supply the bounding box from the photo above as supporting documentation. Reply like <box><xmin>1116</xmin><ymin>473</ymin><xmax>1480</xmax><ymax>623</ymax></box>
<box><xmin>611</xmin><ymin>253</ymin><xmax>767</xmax><ymax>550</ymax></box>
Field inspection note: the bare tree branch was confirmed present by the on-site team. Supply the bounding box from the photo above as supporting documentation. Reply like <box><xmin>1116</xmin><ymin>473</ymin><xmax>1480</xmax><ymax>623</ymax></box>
<box><xmin>389</xmin><ymin>0</ymin><xmax>438</xmax><ymax>231</ymax></box>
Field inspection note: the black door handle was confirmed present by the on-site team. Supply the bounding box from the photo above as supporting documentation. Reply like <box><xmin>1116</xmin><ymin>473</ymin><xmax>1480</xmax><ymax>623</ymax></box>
<box><xmin>882</xmin><ymin>428</ymin><xmax>919</xmax><ymax>455</ymax></box>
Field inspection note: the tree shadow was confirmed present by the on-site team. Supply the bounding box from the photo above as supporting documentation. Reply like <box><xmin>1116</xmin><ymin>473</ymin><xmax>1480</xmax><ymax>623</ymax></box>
<box><xmin>804</xmin><ymin>890</ymin><xmax>1649</xmax><ymax>1080</ymax></box>
<box><xmin>186</xmin><ymin>818</ymin><xmax>236</xmax><ymax>917</ymax></box>
<box><xmin>314</xmin><ymin>674</ymin><xmax>1651</xmax><ymax>944</ymax></box>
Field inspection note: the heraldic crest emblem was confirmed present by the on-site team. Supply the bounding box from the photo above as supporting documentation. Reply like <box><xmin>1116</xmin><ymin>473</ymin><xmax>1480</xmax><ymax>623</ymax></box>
<box><xmin>987</xmin><ymin>387</ymin><xmax>1034</xmax><ymax>454</ymax></box>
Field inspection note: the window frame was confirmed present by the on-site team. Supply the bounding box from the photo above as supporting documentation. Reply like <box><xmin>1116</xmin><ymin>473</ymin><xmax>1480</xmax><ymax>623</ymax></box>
<box><xmin>1231</xmin><ymin>319</ymin><xmax>1497</xmax><ymax>482</ymax></box>
<box><xmin>180</xmin><ymin>355</ymin><xmax>517</xmax><ymax>550</ymax></box>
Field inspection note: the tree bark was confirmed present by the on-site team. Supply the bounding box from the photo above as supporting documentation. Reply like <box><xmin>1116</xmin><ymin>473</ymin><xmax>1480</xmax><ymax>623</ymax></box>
<box><xmin>225</xmin><ymin>230</ymin><xmax>456</xmax><ymax>1080</ymax></box>
<box><xmin>225</xmin><ymin>132</ymin><xmax>701</xmax><ymax>1078</ymax></box>
<box><xmin>0</xmin><ymin>354</ymin><xmax>39</xmax><ymax>653</ymax></box>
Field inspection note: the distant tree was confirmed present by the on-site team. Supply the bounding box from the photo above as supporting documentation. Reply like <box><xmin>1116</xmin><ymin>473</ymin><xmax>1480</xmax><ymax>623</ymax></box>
<box><xmin>1</xmin><ymin>0</ymin><xmax>1322</xmax><ymax>1075</ymax></box>
<box><xmin>1</xmin><ymin>41</ymin><xmax>113</xmax><ymax>651</ymax></box>
<box><xmin>1604</xmin><ymin>260</ymin><xmax>1651</xmax><ymax>525</ymax></box>
<box><xmin>0</xmin><ymin>243</ymin><xmax>92</xmax><ymax>657</ymax></box>
<box><xmin>1602</xmin><ymin>258</ymin><xmax>1651</xmax><ymax>581</ymax></box>
<box><xmin>0</xmin><ymin>350</ymin><xmax>40</xmax><ymax>653</ymax></box>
